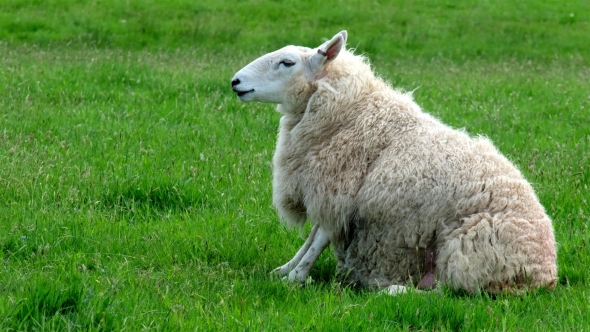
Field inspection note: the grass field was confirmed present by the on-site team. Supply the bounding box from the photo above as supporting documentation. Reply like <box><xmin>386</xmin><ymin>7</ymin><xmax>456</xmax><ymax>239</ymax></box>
<box><xmin>1</xmin><ymin>0</ymin><xmax>589</xmax><ymax>330</ymax></box>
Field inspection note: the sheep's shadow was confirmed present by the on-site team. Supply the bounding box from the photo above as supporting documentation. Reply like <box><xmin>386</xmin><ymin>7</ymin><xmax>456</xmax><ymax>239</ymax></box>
<box><xmin>309</xmin><ymin>253</ymin><xmax>339</xmax><ymax>284</ymax></box>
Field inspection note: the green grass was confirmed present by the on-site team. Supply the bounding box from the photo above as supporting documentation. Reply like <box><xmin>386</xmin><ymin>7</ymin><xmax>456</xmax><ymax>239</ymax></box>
<box><xmin>0</xmin><ymin>0</ymin><xmax>589</xmax><ymax>330</ymax></box>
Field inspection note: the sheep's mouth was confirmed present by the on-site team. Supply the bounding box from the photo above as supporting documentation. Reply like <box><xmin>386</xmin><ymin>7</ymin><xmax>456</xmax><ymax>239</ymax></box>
<box><xmin>236</xmin><ymin>89</ymin><xmax>254</xmax><ymax>97</ymax></box>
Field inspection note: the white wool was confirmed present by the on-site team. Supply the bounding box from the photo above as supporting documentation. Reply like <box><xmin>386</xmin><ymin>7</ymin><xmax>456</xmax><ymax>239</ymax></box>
<box><xmin>232</xmin><ymin>31</ymin><xmax>557</xmax><ymax>294</ymax></box>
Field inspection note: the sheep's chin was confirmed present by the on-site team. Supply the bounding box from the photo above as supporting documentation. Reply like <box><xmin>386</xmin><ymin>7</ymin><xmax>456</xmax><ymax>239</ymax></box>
<box><xmin>236</xmin><ymin>90</ymin><xmax>255</xmax><ymax>102</ymax></box>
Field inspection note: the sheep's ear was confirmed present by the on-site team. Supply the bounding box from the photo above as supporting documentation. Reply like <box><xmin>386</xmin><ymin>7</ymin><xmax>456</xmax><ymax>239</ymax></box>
<box><xmin>308</xmin><ymin>30</ymin><xmax>347</xmax><ymax>77</ymax></box>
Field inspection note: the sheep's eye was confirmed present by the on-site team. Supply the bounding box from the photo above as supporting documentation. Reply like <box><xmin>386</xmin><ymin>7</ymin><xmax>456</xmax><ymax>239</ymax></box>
<box><xmin>280</xmin><ymin>60</ymin><xmax>295</xmax><ymax>67</ymax></box>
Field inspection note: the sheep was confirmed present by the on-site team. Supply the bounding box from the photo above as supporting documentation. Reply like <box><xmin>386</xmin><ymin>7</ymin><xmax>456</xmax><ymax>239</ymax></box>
<box><xmin>231</xmin><ymin>30</ymin><xmax>558</xmax><ymax>294</ymax></box>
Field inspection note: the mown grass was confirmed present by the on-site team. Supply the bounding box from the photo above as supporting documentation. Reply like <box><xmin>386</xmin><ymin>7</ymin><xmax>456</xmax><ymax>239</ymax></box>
<box><xmin>0</xmin><ymin>0</ymin><xmax>589</xmax><ymax>330</ymax></box>
<box><xmin>1</xmin><ymin>0</ymin><xmax>589</xmax><ymax>63</ymax></box>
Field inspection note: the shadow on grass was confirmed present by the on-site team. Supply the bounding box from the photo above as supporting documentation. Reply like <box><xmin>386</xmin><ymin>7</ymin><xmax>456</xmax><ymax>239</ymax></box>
<box><xmin>310</xmin><ymin>258</ymin><xmax>339</xmax><ymax>284</ymax></box>
<box><xmin>100</xmin><ymin>182</ymin><xmax>210</xmax><ymax>218</ymax></box>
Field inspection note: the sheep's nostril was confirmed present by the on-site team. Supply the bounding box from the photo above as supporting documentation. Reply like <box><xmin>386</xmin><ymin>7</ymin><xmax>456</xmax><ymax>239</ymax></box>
<box><xmin>231</xmin><ymin>78</ymin><xmax>240</xmax><ymax>87</ymax></box>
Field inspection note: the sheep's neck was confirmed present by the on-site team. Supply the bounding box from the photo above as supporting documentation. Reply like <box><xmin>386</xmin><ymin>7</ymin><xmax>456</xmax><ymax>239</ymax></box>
<box><xmin>277</xmin><ymin>82</ymin><xmax>317</xmax><ymax>116</ymax></box>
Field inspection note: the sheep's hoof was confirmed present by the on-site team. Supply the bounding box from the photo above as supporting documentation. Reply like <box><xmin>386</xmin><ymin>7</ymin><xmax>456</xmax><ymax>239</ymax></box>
<box><xmin>270</xmin><ymin>266</ymin><xmax>287</xmax><ymax>277</ymax></box>
<box><xmin>380</xmin><ymin>285</ymin><xmax>409</xmax><ymax>296</ymax></box>
<box><xmin>380</xmin><ymin>285</ymin><xmax>426</xmax><ymax>296</ymax></box>
<box><xmin>283</xmin><ymin>275</ymin><xmax>312</xmax><ymax>285</ymax></box>
<box><xmin>271</xmin><ymin>265</ymin><xmax>290</xmax><ymax>277</ymax></box>
<box><xmin>287</xmin><ymin>270</ymin><xmax>308</xmax><ymax>283</ymax></box>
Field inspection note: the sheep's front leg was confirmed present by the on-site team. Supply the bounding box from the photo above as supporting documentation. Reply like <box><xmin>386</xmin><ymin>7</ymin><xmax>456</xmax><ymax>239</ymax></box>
<box><xmin>273</xmin><ymin>224</ymin><xmax>320</xmax><ymax>276</ymax></box>
<box><xmin>286</xmin><ymin>226</ymin><xmax>330</xmax><ymax>282</ymax></box>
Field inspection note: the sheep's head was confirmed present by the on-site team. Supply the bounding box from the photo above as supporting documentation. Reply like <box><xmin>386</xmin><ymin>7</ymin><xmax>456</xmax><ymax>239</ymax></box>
<box><xmin>231</xmin><ymin>31</ymin><xmax>347</xmax><ymax>108</ymax></box>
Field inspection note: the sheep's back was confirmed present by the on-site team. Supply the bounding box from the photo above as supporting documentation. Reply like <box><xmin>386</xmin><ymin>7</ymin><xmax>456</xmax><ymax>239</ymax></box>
<box><xmin>354</xmin><ymin>117</ymin><xmax>541</xmax><ymax>249</ymax></box>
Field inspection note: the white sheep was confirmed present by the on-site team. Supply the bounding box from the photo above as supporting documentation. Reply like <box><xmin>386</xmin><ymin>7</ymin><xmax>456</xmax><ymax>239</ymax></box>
<box><xmin>231</xmin><ymin>31</ymin><xmax>557</xmax><ymax>294</ymax></box>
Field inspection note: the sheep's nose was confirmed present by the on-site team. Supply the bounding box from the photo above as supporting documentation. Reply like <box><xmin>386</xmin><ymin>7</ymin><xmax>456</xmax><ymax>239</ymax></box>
<box><xmin>231</xmin><ymin>78</ymin><xmax>240</xmax><ymax>87</ymax></box>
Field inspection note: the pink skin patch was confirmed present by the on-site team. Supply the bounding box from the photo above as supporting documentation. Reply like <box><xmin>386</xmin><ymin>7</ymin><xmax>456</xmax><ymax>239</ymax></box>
<box><xmin>418</xmin><ymin>245</ymin><xmax>436</xmax><ymax>289</ymax></box>
<box><xmin>317</xmin><ymin>48</ymin><xmax>338</xmax><ymax>61</ymax></box>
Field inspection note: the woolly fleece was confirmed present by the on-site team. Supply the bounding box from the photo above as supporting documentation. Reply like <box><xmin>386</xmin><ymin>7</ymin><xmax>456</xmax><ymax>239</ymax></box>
<box><xmin>241</xmin><ymin>33</ymin><xmax>557</xmax><ymax>293</ymax></box>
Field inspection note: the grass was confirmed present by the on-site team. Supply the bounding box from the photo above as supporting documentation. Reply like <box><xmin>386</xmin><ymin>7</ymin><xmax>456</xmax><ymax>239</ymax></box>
<box><xmin>0</xmin><ymin>0</ymin><xmax>589</xmax><ymax>330</ymax></box>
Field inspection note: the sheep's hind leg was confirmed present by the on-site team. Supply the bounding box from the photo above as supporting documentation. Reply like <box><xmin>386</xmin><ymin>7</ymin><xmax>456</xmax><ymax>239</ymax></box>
<box><xmin>273</xmin><ymin>224</ymin><xmax>320</xmax><ymax>277</ymax></box>
<box><xmin>287</xmin><ymin>226</ymin><xmax>330</xmax><ymax>282</ymax></box>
